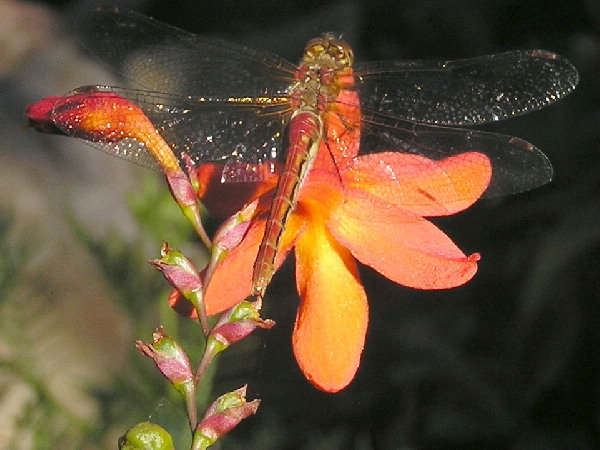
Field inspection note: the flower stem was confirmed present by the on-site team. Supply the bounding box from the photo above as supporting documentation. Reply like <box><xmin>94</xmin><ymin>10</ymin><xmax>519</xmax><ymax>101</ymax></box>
<box><xmin>185</xmin><ymin>384</ymin><xmax>199</xmax><ymax>429</ymax></box>
<box><xmin>189</xmin><ymin>290</ymin><xmax>210</xmax><ymax>336</ymax></box>
<box><xmin>194</xmin><ymin>346</ymin><xmax>216</xmax><ymax>387</ymax></box>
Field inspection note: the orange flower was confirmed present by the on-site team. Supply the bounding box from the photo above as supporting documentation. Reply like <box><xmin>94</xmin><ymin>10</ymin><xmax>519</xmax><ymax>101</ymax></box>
<box><xmin>201</xmin><ymin>92</ymin><xmax>492</xmax><ymax>392</ymax></box>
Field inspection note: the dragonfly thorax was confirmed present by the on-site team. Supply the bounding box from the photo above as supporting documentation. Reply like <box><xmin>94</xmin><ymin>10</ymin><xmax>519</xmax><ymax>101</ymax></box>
<box><xmin>290</xmin><ymin>35</ymin><xmax>355</xmax><ymax>111</ymax></box>
<box><xmin>302</xmin><ymin>34</ymin><xmax>354</xmax><ymax>70</ymax></box>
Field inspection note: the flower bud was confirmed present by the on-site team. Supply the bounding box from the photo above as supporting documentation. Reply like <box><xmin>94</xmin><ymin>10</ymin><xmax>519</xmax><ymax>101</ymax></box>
<box><xmin>207</xmin><ymin>300</ymin><xmax>275</xmax><ymax>355</ymax></box>
<box><xmin>193</xmin><ymin>386</ymin><xmax>260</xmax><ymax>447</ymax></box>
<box><xmin>27</xmin><ymin>87</ymin><xmax>181</xmax><ymax>172</ymax></box>
<box><xmin>212</xmin><ymin>199</ymin><xmax>258</xmax><ymax>257</ymax></box>
<box><xmin>163</xmin><ymin>168</ymin><xmax>210</xmax><ymax>244</ymax></box>
<box><xmin>26</xmin><ymin>96</ymin><xmax>65</xmax><ymax>134</ymax></box>
<box><xmin>118</xmin><ymin>421</ymin><xmax>174</xmax><ymax>450</ymax></box>
<box><xmin>165</xmin><ymin>169</ymin><xmax>197</xmax><ymax>208</ymax></box>
<box><xmin>150</xmin><ymin>243</ymin><xmax>202</xmax><ymax>296</ymax></box>
<box><xmin>136</xmin><ymin>327</ymin><xmax>193</xmax><ymax>397</ymax></box>
<box><xmin>201</xmin><ymin>200</ymin><xmax>258</xmax><ymax>293</ymax></box>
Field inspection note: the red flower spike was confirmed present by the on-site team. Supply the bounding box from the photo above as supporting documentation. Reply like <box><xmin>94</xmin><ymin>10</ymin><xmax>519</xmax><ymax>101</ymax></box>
<box><xmin>193</xmin><ymin>386</ymin><xmax>260</xmax><ymax>447</ymax></box>
<box><xmin>135</xmin><ymin>327</ymin><xmax>193</xmax><ymax>398</ymax></box>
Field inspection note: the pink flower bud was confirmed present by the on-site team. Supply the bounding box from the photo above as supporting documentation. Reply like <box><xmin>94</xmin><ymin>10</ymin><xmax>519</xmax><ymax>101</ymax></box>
<box><xmin>193</xmin><ymin>386</ymin><xmax>260</xmax><ymax>446</ymax></box>
<box><xmin>201</xmin><ymin>200</ymin><xmax>259</xmax><ymax>294</ymax></box>
<box><xmin>212</xmin><ymin>199</ymin><xmax>258</xmax><ymax>255</ymax></box>
<box><xmin>164</xmin><ymin>169</ymin><xmax>197</xmax><ymax>209</ymax></box>
<box><xmin>136</xmin><ymin>327</ymin><xmax>193</xmax><ymax>396</ymax></box>
<box><xmin>150</xmin><ymin>243</ymin><xmax>202</xmax><ymax>296</ymax></box>
<box><xmin>209</xmin><ymin>300</ymin><xmax>275</xmax><ymax>350</ymax></box>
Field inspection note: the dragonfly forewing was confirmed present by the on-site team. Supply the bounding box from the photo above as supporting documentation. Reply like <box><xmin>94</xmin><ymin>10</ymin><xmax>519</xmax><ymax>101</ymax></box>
<box><xmin>52</xmin><ymin>85</ymin><xmax>291</xmax><ymax>179</ymax></box>
<box><xmin>76</xmin><ymin>7</ymin><xmax>296</xmax><ymax>97</ymax></box>
<box><xmin>355</xmin><ymin>50</ymin><xmax>578</xmax><ymax>126</ymax></box>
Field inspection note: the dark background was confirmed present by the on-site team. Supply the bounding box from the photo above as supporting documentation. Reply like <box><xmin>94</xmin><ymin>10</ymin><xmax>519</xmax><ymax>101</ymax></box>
<box><xmin>4</xmin><ymin>0</ymin><xmax>600</xmax><ymax>448</ymax></box>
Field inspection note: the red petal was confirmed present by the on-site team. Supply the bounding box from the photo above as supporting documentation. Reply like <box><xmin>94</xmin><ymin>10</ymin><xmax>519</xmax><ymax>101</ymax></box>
<box><xmin>345</xmin><ymin>152</ymin><xmax>492</xmax><ymax>216</ymax></box>
<box><xmin>195</xmin><ymin>163</ymin><xmax>279</xmax><ymax>219</ymax></box>
<box><xmin>328</xmin><ymin>191</ymin><xmax>479</xmax><ymax>289</ymax></box>
<box><xmin>293</xmin><ymin>222</ymin><xmax>368</xmax><ymax>392</ymax></box>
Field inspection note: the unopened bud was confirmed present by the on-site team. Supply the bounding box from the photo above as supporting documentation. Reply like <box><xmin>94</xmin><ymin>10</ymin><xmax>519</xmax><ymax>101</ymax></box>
<box><xmin>150</xmin><ymin>243</ymin><xmax>202</xmax><ymax>296</ymax></box>
<box><xmin>119</xmin><ymin>421</ymin><xmax>174</xmax><ymax>450</ymax></box>
<box><xmin>193</xmin><ymin>386</ymin><xmax>260</xmax><ymax>447</ymax></box>
<box><xmin>136</xmin><ymin>327</ymin><xmax>193</xmax><ymax>397</ymax></box>
<box><xmin>27</xmin><ymin>87</ymin><xmax>181</xmax><ymax>172</ymax></box>
<box><xmin>207</xmin><ymin>300</ymin><xmax>275</xmax><ymax>355</ymax></box>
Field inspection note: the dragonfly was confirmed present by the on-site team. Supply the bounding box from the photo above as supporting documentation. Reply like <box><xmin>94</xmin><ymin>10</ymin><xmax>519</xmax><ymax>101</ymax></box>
<box><xmin>44</xmin><ymin>7</ymin><xmax>578</xmax><ymax>300</ymax></box>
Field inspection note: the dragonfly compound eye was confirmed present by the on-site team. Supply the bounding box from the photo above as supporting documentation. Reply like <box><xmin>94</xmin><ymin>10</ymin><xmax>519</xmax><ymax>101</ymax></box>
<box><xmin>329</xmin><ymin>39</ymin><xmax>354</xmax><ymax>68</ymax></box>
<box><xmin>303</xmin><ymin>35</ymin><xmax>354</xmax><ymax>69</ymax></box>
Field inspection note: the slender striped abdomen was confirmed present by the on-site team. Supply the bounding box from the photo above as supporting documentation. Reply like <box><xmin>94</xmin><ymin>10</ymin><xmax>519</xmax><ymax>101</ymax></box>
<box><xmin>251</xmin><ymin>110</ymin><xmax>323</xmax><ymax>298</ymax></box>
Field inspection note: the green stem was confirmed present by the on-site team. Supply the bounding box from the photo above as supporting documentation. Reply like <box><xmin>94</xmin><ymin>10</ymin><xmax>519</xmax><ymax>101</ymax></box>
<box><xmin>184</xmin><ymin>383</ymin><xmax>199</xmax><ymax>430</ymax></box>
<box><xmin>194</xmin><ymin>345</ymin><xmax>217</xmax><ymax>387</ymax></box>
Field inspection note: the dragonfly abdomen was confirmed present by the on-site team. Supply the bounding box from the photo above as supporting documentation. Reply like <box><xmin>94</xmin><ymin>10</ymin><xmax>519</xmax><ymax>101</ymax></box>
<box><xmin>252</xmin><ymin>110</ymin><xmax>324</xmax><ymax>299</ymax></box>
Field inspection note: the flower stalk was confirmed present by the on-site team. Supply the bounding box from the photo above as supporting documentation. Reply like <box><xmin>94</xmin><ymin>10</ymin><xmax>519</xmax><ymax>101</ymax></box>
<box><xmin>27</xmin><ymin>90</ymin><xmax>268</xmax><ymax>445</ymax></box>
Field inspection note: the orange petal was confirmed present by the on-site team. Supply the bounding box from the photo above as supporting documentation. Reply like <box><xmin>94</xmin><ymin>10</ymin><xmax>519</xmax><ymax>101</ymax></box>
<box><xmin>293</xmin><ymin>222</ymin><xmax>368</xmax><ymax>392</ymax></box>
<box><xmin>203</xmin><ymin>213</ymin><xmax>303</xmax><ymax>315</ymax></box>
<box><xmin>345</xmin><ymin>152</ymin><xmax>492</xmax><ymax>216</ymax></box>
<box><xmin>328</xmin><ymin>191</ymin><xmax>479</xmax><ymax>289</ymax></box>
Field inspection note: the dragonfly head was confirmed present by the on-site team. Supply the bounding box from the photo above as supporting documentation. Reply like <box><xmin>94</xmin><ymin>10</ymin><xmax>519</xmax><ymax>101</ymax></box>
<box><xmin>303</xmin><ymin>34</ymin><xmax>354</xmax><ymax>70</ymax></box>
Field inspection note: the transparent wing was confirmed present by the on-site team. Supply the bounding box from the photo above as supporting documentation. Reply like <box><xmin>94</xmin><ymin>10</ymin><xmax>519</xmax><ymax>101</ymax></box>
<box><xmin>70</xmin><ymin>8</ymin><xmax>573</xmax><ymax>195</ymax></box>
<box><xmin>355</xmin><ymin>50</ymin><xmax>578</xmax><ymax>126</ymax></box>
<box><xmin>112</xmin><ymin>88</ymin><xmax>290</xmax><ymax>164</ymax></box>
<box><xmin>51</xmin><ymin>86</ymin><xmax>291</xmax><ymax>179</ymax></box>
<box><xmin>356</xmin><ymin>110</ymin><xmax>552</xmax><ymax>197</ymax></box>
<box><xmin>75</xmin><ymin>7</ymin><xmax>297</xmax><ymax>97</ymax></box>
